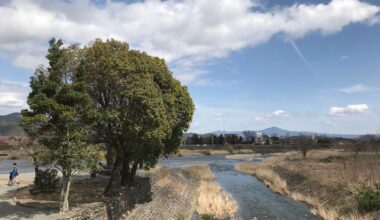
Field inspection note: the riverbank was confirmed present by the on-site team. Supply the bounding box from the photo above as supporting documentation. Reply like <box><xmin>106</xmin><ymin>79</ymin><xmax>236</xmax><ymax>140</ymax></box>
<box><xmin>235</xmin><ymin>149</ymin><xmax>380</xmax><ymax>220</ymax></box>
<box><xmin>0</xmin><ymin>164</ymin><xmax>238</xmax><ymax>219</ymax></box>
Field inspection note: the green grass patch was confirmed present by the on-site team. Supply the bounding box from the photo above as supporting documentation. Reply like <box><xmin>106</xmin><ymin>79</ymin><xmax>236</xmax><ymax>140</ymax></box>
<box><xmin>357</xmin><ymin>186</ymin><xmax>380</xmax><ymax>213</ymax></box>
<box><xmin>200</xmin><ymin>213</ymin><xmax>215</xmax><ymax>220</ymax></box>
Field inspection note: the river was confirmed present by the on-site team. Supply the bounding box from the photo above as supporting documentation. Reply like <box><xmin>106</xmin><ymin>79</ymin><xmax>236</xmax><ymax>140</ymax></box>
<box><xmin>159</xmin><ymin>155</ymin><xmax>320</xmax><ymax>220</ymax></box>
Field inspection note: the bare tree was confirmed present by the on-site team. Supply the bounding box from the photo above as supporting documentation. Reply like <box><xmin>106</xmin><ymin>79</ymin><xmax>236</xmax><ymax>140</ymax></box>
<box><xmin>294</xmin><ymin>135</ymin><xmax>314</xmax><ymax>158</ymax></box>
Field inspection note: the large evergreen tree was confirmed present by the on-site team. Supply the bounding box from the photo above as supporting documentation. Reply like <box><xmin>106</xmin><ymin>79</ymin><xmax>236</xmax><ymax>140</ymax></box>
<box><xmin>22</xmin><ymin>39</ymin><xmax>99</xmax><ymax>213</ymax></box>
<box><xmin>78</xmin><ymin>39</ymin><xmax>194</xmax><ymax>192</ymax></box>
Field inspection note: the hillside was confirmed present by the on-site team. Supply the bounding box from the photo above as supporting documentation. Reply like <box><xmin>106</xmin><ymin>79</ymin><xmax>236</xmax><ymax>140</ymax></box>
<box><xmin>0</xmin><ymin>112</ymin><xmax>23</xmax><ymax>136</ymax></box>
<box><xmin>208</xmin><ymin>126</ymin><xmax>359</xmax><ymax>139</ymax></box>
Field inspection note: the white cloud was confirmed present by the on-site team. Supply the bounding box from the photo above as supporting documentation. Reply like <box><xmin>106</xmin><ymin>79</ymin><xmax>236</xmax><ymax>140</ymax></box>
<box><xmin>253</xmin><ymin>109</ymin><xmax>289</xmax><ymax>124</ymax></box>
<box><xmin>328</xmin><ymin>104</ymin><xmax>369</xmax><ymax>116</ymax></box>
<box><xmin>272</xmin><ymin>110</ymin><xmax>289</xmax><ymax>117</ymax></box>
<box><xmin>0</xmin><ymin>0</ymin><xmax>378</xmax><ymax>83</ymax></box>
<box><xmin>339</xmin><ymin>84</ymin><xmax>379</xmax><ymax>94</ymax></box>
<box><xmin>0</xmin><ymin>81</ymin><xmax>29</xmax><ymax>114</ymax></box>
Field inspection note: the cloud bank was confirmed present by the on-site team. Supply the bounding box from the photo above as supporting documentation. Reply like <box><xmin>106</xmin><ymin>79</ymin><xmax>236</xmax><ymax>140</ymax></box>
<box><xmin>0</xmin><ymin>81</ymin><xmax>29</xmax><ymax>114</ymax></box>
<box><xmin>328</xmin><ymin>104</ymin><xmax>369</xmax><ymax>116</ymax></box>
<box><xmin>0</xmin><ymin>0</ymin><xmax>379</xmax><ymax>83</ymax></box>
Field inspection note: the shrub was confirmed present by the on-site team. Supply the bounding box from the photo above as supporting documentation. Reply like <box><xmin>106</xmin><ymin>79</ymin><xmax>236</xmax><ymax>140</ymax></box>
<box><xmin>200</xmin><ymin>213</ymin><xmax>215</xmax><ymax>220</ymax></box>
<box><xmin>224</xmin><ymin>145</ymin><xmax>234</xmax><ymax>154</ymax></box>
<box><xmin>30</xmin><ymin>169</ymin><xmax>60</xmax><ymax>194</ymax></box>
<box><xmin>357</xmin><ymin>186</ymin><xmax>380</xmax><ymax>213</ymax></box>
<box><xmin>319</xmin><ymin>157</ymin><xmax>332</xmax><ymax>163</ymax></box>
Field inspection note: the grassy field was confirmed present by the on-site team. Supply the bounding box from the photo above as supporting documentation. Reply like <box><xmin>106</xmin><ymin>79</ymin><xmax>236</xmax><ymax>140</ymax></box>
<box><xmin>236</xmin><ymin>149</ymin><xmax>380</xmax><ymax>220</ymax></box>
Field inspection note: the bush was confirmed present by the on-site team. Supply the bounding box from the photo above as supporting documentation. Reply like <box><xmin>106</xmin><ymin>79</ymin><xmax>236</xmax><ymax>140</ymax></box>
<box><xmin>357</xmin><ymin>186</ymin><xmax>380</xmax><ymax>213</ymax></box>
<box><xmin>319</xmin><ymin>157</ymin><xmax>332</xmax><ymax>163</ymax></box>
<box><xmin>30</xmin><ymin>169</ymin><xmax>60</xmax><ymax>194</ymax></box>
<box><xmin>224</xmin><ymin>145</ymin><xmax>234</xmax><ymax>154</ymax></box>
<box><xmin>200</xmin><ymin>213</ymin><xmax>215</xmax><ymax>220</ymax></box>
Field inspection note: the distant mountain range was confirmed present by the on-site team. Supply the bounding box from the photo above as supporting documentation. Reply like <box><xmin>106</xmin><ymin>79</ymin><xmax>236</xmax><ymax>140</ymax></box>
<box><xmin>0</xmin><ymin>113</ymin><xmax>23</xmax><ymax>136</ymax></box>
<box><xmin>0</xmin><ymin>112</ymin><xmax>362</xmax><ymax>139</ymax></box>
<box><xmin>205</xmin><ymin>126</ymin><xmax>360</xmax><ymax>139</ymax></box>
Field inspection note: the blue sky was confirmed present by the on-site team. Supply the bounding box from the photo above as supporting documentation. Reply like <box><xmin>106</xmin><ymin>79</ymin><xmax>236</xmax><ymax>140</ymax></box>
<box><xmin>0</xmin><ymin>0</ymin><xmax>379</xmax><ymax>134</ymax></box>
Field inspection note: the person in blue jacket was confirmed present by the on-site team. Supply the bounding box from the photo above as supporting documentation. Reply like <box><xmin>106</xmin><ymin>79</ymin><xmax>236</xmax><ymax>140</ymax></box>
<box><xmin>8</xmin><ymin>162</ymin><xmax>19</xmax><ymax>186</ymax></box>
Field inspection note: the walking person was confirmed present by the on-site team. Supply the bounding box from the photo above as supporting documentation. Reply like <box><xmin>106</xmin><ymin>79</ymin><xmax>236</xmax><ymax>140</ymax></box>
<box><xmin>8</xmin><ymin>162</ymin><xmax>19</xmax><ymax>186</ymax></box>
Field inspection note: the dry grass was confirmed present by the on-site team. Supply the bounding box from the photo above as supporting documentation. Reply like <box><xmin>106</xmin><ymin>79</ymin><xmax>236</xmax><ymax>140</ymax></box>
<box><xmin>235</xmin><ymin>149</ymin><xmax>380</xmax><ymax>220</ymax></box>
<box><xmin>236</xmin><ymin>162</ymin><xmax>342</xmax><ymax>220</ymax></box>
<box><xmin>196</xmin><ymin>165</ymin><xmax>238</xmax><ymax>219</ymax></box>
<box><xmin>236</xmin><ymin>163</ymin><xmax>288</xmax><ymax>194</ymax></box>
<box><xmin>225</xmin><ymin>154</ymin><xmax>255</xmax><ymax>161</ymax></box>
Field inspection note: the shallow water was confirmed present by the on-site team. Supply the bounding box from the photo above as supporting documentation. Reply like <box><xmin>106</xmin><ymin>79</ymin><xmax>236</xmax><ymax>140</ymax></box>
<box><xmin>159</xmin><ymin>155</ymin><xmax>320</xmax><ymax>220</ymax></box>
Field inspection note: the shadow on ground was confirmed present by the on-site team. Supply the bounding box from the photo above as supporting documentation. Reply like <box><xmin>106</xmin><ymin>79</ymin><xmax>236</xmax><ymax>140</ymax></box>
<box><xmin>0</xmin><ymin>201</ymin><xmax>56</xmax><ymax>220</ymax></box>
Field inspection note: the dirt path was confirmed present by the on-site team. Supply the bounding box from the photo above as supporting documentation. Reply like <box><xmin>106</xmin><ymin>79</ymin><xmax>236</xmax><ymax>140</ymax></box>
<box><xmin>0</xmin><ymin>173</ymin><xmax>63</xmax><ymax>220</ymax></box>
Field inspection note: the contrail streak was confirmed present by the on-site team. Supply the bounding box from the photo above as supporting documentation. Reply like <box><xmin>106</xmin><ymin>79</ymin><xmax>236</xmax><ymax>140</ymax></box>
<box><xmin>290</xmin><ymin>41</ymin><xmax>319</xmax><ymax>76</ymax></box>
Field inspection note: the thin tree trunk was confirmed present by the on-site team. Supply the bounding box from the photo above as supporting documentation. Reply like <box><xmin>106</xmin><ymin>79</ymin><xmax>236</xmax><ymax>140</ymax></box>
<box><xmin>128</xmin><ymin>161</ymin><xmax>139</xmax><ymax>183</ymax></box>
<box><xmin>33</xmin><ymin>157</ymin><xmax>39</xmax><ymax>174</ymax></box>
<box><xmin>59</xmin><ymin>171</ymin><xmax>72</xmax><ymax>213</ymax></box>
<box><xmin>104</xmin><ymin>157</ymin><xmax>122</xmax><ymax>195</ymax></box>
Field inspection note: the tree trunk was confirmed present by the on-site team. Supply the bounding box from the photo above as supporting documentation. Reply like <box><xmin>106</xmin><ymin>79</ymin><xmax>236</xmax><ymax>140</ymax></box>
<box><xmin>106</xmin><ymin>145</ymin><xmax>115</xmax><ymax>168</ymax></box>
<box><xmin>128</xmin><ymin>161</ymin><xmax>139</xmax><ymax>183</ymax></box>
<box><xmin>59</xmin><ymin>171</ymin><xmax>72</xmax><ymax>213</ymax></box>
<box><xmin>104</xmin><ymin>157</ymin><xmax>122</xmax><ymax>195</ymax></box>
<box><xmin>121</xmin><ymin>159</ymin><xmax>130</xmax><ymax>186</ymax></box>
<box><xmin>33</xmin><ymin>157</ymin><xmax>39</xmax><ymax>174</ymax></box>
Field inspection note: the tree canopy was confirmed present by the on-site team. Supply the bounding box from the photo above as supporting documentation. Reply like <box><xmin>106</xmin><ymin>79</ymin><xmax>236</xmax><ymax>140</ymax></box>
<box><xmin>78</xmin><ymin>39</ymin><xmax>194</xmax><ymax>189</ymax></box>
<box><xmin>22</xmin><ymin>38</ymin><xmax>195</xmax><ymax>210</ymax></box>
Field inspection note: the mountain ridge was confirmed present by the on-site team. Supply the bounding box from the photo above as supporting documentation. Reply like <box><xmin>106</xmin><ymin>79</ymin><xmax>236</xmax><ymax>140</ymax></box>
<box><xmin>0</xmin><ymin>112</ymin><xmax>23</xmax><ymax>136</ymax></box>
<box><xmin>0</xmin><ymin>113</ymin><xmax>362</xmax><ymax>138</ymax></box>
<box><xmin>209</xmin><ymin>126</ymin><xmax>360</xmax><ymax>139</ymax></box>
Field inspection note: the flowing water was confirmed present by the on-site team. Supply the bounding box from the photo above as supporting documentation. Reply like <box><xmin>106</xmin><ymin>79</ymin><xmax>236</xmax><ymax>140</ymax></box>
<box><xmin>159</xmin><ymin>155</ymin><xmax>320</xmax><ymax>220</ymax></box>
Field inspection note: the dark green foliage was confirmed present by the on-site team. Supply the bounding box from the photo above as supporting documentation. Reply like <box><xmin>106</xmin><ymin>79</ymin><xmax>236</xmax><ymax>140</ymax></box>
<box><xmin>30</xmin><ymin>169</ymin><xmax>60</xmax><ymax>194</ymax></box>
<box><xmin>79</xmin><ymin>39</ymin><xmax>194</xmax><ymax>189</ymax></box>
<box><xmin>22</xmin><ymin>38</ymin><xmax>100</xmax><ymax>212</ymax></box>
<box><xmin>357</xmin><ymin>186</ymin><xmax>380</xmax><ymax>213</ymax></box>
<box><xmin>319</xmin><ymin>157</ymin><xmax>332</xmax><ymax>163</ymax></box>
<box><xmin>200</xmin><ymin>213</ymin><xmax>215</xmax><ymax>220</ymax></box>
<box><xmin>0</xmin><ymin>141</ymin><xmax>12</xmax><ymax>150</ymax></box>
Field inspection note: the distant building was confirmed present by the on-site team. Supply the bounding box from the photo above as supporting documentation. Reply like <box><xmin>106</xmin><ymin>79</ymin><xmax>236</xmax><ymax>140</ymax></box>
<box><xmin>269</xmin><ymin>136</ymin><xmax>281</xmax><ymax>145</ymax></box>
<box><xmin>255</xmin><ymin>132</ymin><xmax>265</xmax><ymax>144</ymax></box>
